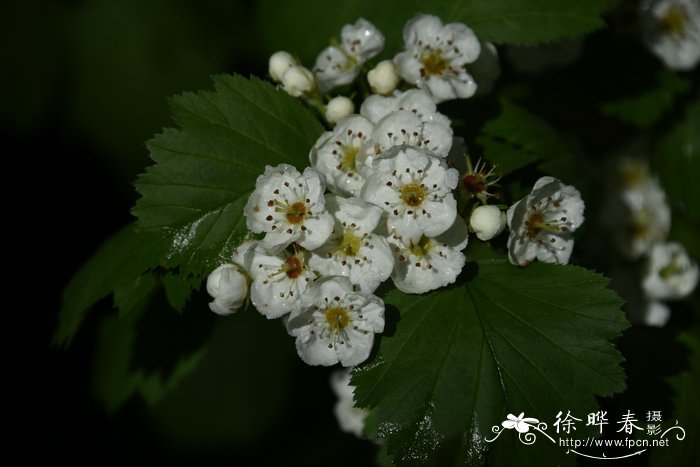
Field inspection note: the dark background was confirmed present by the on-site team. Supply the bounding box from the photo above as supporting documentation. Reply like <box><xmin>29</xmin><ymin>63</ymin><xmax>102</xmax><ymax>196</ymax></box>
<box><xmin>6</xmin><ymin>0</ymin><xmax>375</xmax><ymax>465</ymax></box>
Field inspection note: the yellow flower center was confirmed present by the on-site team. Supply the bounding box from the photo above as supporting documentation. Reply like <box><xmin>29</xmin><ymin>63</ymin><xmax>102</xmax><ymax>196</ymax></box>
<box><xmin>662</xmin><ymin>8</ymin><xmax>686</xmax><ymax>36</ymax></box>
<box><xmin>400</xmin><ymin>183</ymin><xmax>426</xmax><ymax>207</ymax></box>
<box><xmin>276</xmin><ymin>200</ymin><xmax>308</xmax><ymax>224</ymax></box>
<box><xmin>421</xmin><ymin>50</ymin><xmax>449</xmax><ymax>76</ymax></box>
<box><xmin>408</xmin><ymin>236</ymin><xmax>433</xmax><ymax>257</ymax></box>
<box><xmin>525</xmin><ymin>212</ymin><xmax>564</xmax><ymax>238</ymax></box>
<box><xmin>340</xmin><ymin>146</ymin><xmax>358</xmax><ymax>173</ymax></box>
<box><xmin>325</xmin><ymin>306</ymin><xmax>350</xmax><ymax>331</ymax></box>
<box><xmin>337</xmin><ymin>231</ymin><xmax>362</xmax><ymax>257</ymax></box>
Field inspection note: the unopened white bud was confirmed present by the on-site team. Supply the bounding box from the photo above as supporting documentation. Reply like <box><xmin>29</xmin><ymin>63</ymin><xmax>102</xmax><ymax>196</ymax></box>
<box><xmin>269</xmin><ymin>51</ymin><xmax>297</xmax><ymax>83</ymax></box>
<box><xmin>470</xmin><ymin>205</ymin><xmax>506</xmax><ymax>241</ymax></box>
<box><xmin>206</xmin><ymin>264</ymin><xmax>248</xmax><ymax>315</ymax></box>
<box><xmin>367</xmin><ymin>60</ymin><xmax>400</xmax><ymax>95</ymax></box>
<box><xmin>281</xmin><ymin>65</ymin><xmax>315</xmax><ymax>97</ymax></box>
<box><xmin>325</xmin><ymin>96</ymin><xmax>355</xmax><ymax>124</ymax></box>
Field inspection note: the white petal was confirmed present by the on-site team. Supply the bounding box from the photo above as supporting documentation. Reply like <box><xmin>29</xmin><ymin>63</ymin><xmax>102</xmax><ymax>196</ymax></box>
<box><xmin>314</xmin><ymin>46</ymin><xmax>359</xmax><ymax>93</ymax></box>
<box><xmin>327</xmin><ymin>194</ymin><xmax>384</xmax><ymax>234</ymax></box>
<box><xmin>341</xmin><ymin>18</ymin><xmax>385</xmax><ymax>61</ymax></box>
<box><xmin>437</xmin><ymin>216</ymin><xmax>470</xmax><ymax>250</ymax></box>
<box><xmin>297</xmin><ymin>212</ymin><xmax>334</xmax><ymax>250</ymax></box>
<box><xmin>643</xmin><ymin>300</ymin><xmax>671</xmax><ymax>327</ymax></box>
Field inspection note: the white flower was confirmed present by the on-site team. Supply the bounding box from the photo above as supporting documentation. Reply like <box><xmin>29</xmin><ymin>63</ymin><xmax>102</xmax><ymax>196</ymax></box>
<box><xmin>360</xmin><ymin>89</ymin><xmax>452</xmax><ymax>129</ymax></box>
<box><xmin>641</xmin><ymin>0</ymin><xmax>700</xmax><ymax>71</ymax></box>
<box><xmin>394</xmin><ymin>14</ymin><xmax>481</xmax><ymax>102</ymax></box>
<box><xmin>367</xmin><ymin>60</ymin><xmax>400</xmax><ymax>95</ymax></box>
<box><xmin>245</xmin><ymin>164</ymin><xmax>334</xmax><ymax>253</ymax></box>
<box><xmin>609</xmin><ymin>178</ymin><xmax>671</xmax><ymax>259</ymax></box>
<box><xmin>309</xmin><ymin>195</ymin><xmax>394</xmax><ymax>293</ymax></box>
<box><xmin>281</xmin><ymin>65</ymin><xmax>315</xmax><ymax>97</ymax></box>
<box><xmin>389</xmin><ymin>217</ymin><xmax>468</xmax><ymax>294</ymax></box>
<box><xmin>325</xmin><ymin>96</ymin><xmax>355</xmax><ymax>124</ymax></box>
<box><xmin>507</xmin><ymin>176</ymin><xmax>585</xmax><ymax>266</ymax></box>
<box><xmin>642</xmin><ymin>242</ymin><xmax>699</xmax><ymax>300</ymax></box>
<box><xmin>286</xmin><ymin>277</ymin><xmax>385</xmax><ymax>367</ymax></box>
<box><xmin>248</xmin><ymin>244</ymin><xmax>314</xmax><ymax>319</ymax></box>
<box><xmin>269</xmin><ymin>51</ymin><xmax>297</xmax><ymax>83</ymax></box>
<box><xmin>314</xmin><ymin>18</ymin><xmax>384</xmax><ymax>93</ymax></box>
<box><xmin>206</xmin><ymin>264</ymin><xmax>248</xmax><ymax>315</ymax></box>
<box><xmin>470</xmin><ymin>205</ymin><xmax>506</xmax><ymax>241</ymax></box>
<box><xmin>362</xmin><ymin>146</ymin><xmax>459</xmax><ymax>244</ymax></box>
<box><xmin>309</xmin><ymin>115</ymin><xmax>374</xmax><ymax>196</ymax></box>
<box><xmin>502</xmin><ymin>413</ymin><xmax>540</xmax><ymax>433</ymax></box>
<box><xmin>330</xmin><ymin>369</ymin><xmax>368</xmax><ymax>437</ymax></box>
<box><xmin>643</xmin><ymin>300</ymin><xmax>671</xmax><ymax>327</ymax></box>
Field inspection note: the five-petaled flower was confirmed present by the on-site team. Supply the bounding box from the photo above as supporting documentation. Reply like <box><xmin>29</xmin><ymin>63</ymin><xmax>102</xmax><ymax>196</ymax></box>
<box><xmin>507</xmin><ymin>176</ymin><xmax>585</xmax><ymax>266</ymax></box>
<box><xmin>394</xmin><ymin>14</ymin><xmax>481</xmax><ymax>102</ymax></box>
<box><xmin>286</xmin><ymin>277</ymin><xmax>385</xmax><ymax>367</ymax></box>
<box><xmin>362</xmin><ymin>145</ymin><xmax>459</xmax><ymax>244</ymax></box>
<box><xmin>245</xmin><ymin>164</ymin><xmax>334</xmax><ymax>253</ymax></box>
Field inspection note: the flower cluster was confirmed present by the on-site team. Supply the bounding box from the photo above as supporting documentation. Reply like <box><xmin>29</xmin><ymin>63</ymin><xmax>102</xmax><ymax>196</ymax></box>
<box><xmin>267</xmin><ymin>14</ymin><xmax>500</xmax><ymax>119</ymax></box>
<box><xmin>603</xmin><ymin>158</ymin><xmax>698</xmax><ymax>326</ymax></box>
<box><xmin>205</xmin><ymin>14</ymin><xmax>586</xmax><ymax>369</ymax></box>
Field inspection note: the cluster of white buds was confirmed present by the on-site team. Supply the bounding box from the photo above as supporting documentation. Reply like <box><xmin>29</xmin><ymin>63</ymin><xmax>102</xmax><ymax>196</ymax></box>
<box><xmin>207</xmin><ymin>14</ymin><xmax>585</xmax><ymax>368</ymax></box>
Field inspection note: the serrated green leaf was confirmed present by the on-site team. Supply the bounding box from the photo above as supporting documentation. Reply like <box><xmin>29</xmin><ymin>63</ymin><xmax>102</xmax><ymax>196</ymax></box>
<box><xmin>54</xmin><ymin>225</ymin><xmax>165</xmax><ymax>347</ymax></box>
<box><xmin>419</xmin><ymin>0</ymin><xmax>613</xmax><ymax>45</ymax></box>
<box><xmin>601</xmin><ymin>70</ymin><xmax>691</xmax><ymax>129</ymax></box>
<box><xmin>93</xmin><ymin>312</ymin><xmax>207</xmax><ymax>412</ymax></box>
<box><xmin>353</xmin><ymin>260</ymin><xmax>628</xmax><ymax>465</ymax></box>
<box><xmin>162</xmin><ymin>272</ymin><xmax>198</xmax><ymax>313</ymax></box>
<box><xmin>477</xmin><ymin>99</ymin><xmax>577</xmax><ymax>180</ymax></box>
<box><xmin>133</xmin><ymin>74</ymin><xmax>324</xmax><ymax>278</ymax></box>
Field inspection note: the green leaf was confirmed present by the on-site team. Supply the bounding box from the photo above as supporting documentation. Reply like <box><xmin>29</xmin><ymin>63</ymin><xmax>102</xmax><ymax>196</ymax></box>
<box><xmin>353</xmin><ymin>260</ymin><xmax>628</xmax><ymax>465</ymax></box>
<box><xmin>133</xmin><ymin>74</ymin><xmax>324</xmax><ymax>278</ymax></box>
<box><xmin>477</xmin><ymin>99</ymin><xmax>577</xmax><ymax>180</ymax></box>
<box><xmin>93</xmin><ymin>312</ymin><xmax>207</xmax><ymax>412</ymax></box>
<box><xmin>650</xmin><ymin>331</ymin><xmax>700</xmax><ymax>467</ymax></box>
<box><xmin>259</xmin><ymin>0</ymin><xmax>414</xmax><ymax>63</ymax></box>
<box><xmin>652</xmin><ymin>97</ymin><xmax>700</xmax><ymax>224</ymax></box>
<box><xmin>419</xmin><ymin>0</ymin><xmax>613</xmax><ymax>45</ymax></box>
<box><xmin>259</xmin><ymin>0</ymin><xmax>612</xmax><ymax>65</ymax></box>
<box><xmin>54</xmin><ymin>225</ymin><xmax>165</xmax><ymax>347</ymax></box>
<box><xmin>162</xmin><ymin>272</ymin><xmax>198</xmax><ymax>313</ymax></box>
<box><xmin>601</xmin><ymin>70</ymin><xmax>691</xmax><ymax>129</ymax></box>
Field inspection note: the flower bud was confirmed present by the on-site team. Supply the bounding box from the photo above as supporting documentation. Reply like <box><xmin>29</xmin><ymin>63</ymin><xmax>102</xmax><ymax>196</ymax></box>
<box><xmin>470</xmin><ymin>205</ymin><xmax>506</xmax><ymax>241</ymax></box>
<box><xmin>367</xmin><ymin>60</ymin><xmax>400</xmax><ymax>95</ymax></box>
<box><xmin>269</xmin><ymin>51</ymin><xmax>297</xmax><ymax>83</ymax></box>
<box><xmin>281</xmin><ymin>65</ymin><xmax>315</xmax><ymax>97</ymax></box>
<box><xmin>325</xmin><ymin>96</ymin><xmax>355</xmax><ymax>124</ymax></box>
<box><xmin>206</xmin><ymin>264</ymin><xmax>248</xmax><ymax>315</ymax></box>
